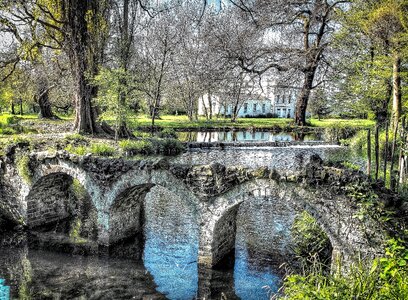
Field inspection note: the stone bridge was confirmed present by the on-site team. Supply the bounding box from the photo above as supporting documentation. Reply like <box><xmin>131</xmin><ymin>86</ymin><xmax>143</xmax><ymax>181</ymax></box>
<box><xmin>0</xmin><ymin>146</ymin><xmax>387</xmax><ymax>271</ymax></box>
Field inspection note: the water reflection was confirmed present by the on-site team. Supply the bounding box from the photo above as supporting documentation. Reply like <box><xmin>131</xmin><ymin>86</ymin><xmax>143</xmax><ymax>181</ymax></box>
<box><xmin>143</xmin><ymin>185</ymin><xmax>199</xmax><ymax>299</ymax></box>
<box><xmin>0</xmin><ymin>246</ymin><xmax>165</xmax><ymax>299</ymax></box>
<box><xmin>144</xmin><ymin>236</ymin><xmax>198</xmax><ymax>299</ymax></box>
<box><xmin>0</xmin><ymin>188</ymin><xmax>300</xmax><ymax>300</ymax></box>
<box><xmin>234</xmin><ymin>246</ymin><xmax>281</xmax><ymax>300</ymax></box>
<box><xmin>178</xmin><ymin>131</ymin><xmax>322</xmax><ymax>143</ymax></box>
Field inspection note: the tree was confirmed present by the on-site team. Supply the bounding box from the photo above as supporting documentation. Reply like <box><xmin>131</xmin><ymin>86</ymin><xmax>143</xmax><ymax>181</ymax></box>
<box><xmin>362</xmin><ymin>0</ymin><xmax>408</xmax><ymax>128</ymax></box>
<box><xmin>135</xmin><ymin>12</ymin><xmax>179</xmax><ymax>129</ymax></box>
<box><xmin>0</xmin><ymin>0</ymin><xmax>111</xmax><ymax>134</ymax></box>
<box><xmin>309</xmin><ymin>87</ymin><xmax>331</xmax><ymax>120</ymax></box>
<box><xmin>222</xmin><ymin>0</ymin><xmax>348</xmax><ymax>126</ymax></box>
<box><xmin>336</xmin><ymin>0</ymin><xmax>408</xmax><ymax>127</ymax></box>
<box><xmin>108</xmin><ymin>0</ymin><xmax>141</xmax><ymax>138</ymax></box>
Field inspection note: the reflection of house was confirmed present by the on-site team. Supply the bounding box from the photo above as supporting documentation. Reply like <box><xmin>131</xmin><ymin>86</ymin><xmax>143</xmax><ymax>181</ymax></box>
<box><xmin>198</xmin><ymin>82</ymin><xmax>300</xmax><ymax>118</ymax></box>
<box><xmin>194</xmin><ymin>131</ymin><xmax>294</xmax><ymax>143</ymax></box>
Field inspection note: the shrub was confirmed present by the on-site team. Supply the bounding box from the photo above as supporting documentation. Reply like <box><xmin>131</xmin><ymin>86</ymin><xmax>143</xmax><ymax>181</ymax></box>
<box><xmin>5</xmin><ymin>116</ymin><xmax>19</xmax><ymax>125</ymax></box>
<box><xmin>151</xmin><ymin>138</ymin><xmax>185</xmax><ymax>155</ymax></box>
<box><xmin>158</xmin><ymin>128</ymin><xmax>178</xmax><ymax>139</ymax></box>
<box><xmin>64</xmin><ymin>133</ymin><xmax>87</xmax><ymax>143</ymax></box>
<box><xmin>64</xmin><ymin>144</ymin><xmax>88</xmax><ymax>156</ymax></box>
<box><xmin>291</xmin><ymin>211</ymin><xmax>332</xmax><ymax>271</ymax></box>
<box><xmin>0</xmin><ymin>127</ymin><xmax>16</xmax><ymax>135</ymax></box>
<box><xmin>119</xmin><ymin>139</ymin><xmax>154</xmax><ymax>155</ymax></box>
<box><xmin>90</xmin><ymin>143</ymin><xmax>116</xmax><ymax>157</ymax></box>
<box><xmin>278</xmin><ymin>239</ymin><xmax>408</xmax><ymax>300</ymax></box>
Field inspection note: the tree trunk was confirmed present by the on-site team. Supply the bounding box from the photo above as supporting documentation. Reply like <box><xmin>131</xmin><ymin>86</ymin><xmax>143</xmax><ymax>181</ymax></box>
<box><xmin>65</xmin><ymin>0</ymin><xmax>103</xmax><ymax>135</ymax></box>
<box><xmin>391</xmin><ymin>53</ymin><xmax>401</xmax><ymax>129</ymax></box>
<box><xmin>376</xmin><ymin>78</ymin><xmax>392</xmax><ymax>127</ymax></box>
<box><xmin>11</xmin><ymin>101</ymin><xmax>15</xmax><ymax>115</ymax></box>
<box><xmin>208</xmin><ymin>93</ymin><xmax>213</xmax><ymax>120</ymax></box>
<box><xmin>115</xmin><ymin>0</ymin><xmax>133</xmax><ymax>139</ymax></box>
<box><xmin>19</xmin><ymin>99</ymin><xmax>23</xmax><ymax>115</ymax></box>
<box><xmin>38</xmin><ymin>80</ymin><xmax>55</xmax><ymax>119</ymax></box>
<box><xmin>295</xmin><ymin>69</ymin><xmax>316</xmax><ymax>126</ymax></box>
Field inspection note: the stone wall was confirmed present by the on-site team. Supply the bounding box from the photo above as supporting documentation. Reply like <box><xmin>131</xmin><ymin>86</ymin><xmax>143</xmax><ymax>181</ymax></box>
<box><xmin>0</xmin><ymin>148</ymin><xmax>399</xmax><ymax>271</ymax></box>
<box><xmin>26</xmin><ymin>173</ymin><xmax>73</xmax><ymax>229</ymax></box>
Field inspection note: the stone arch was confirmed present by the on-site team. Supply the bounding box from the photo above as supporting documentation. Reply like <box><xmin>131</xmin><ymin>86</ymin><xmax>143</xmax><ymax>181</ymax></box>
<box><xmin>26</xmin><ymin>172</ymin><xmax>99</xmax><ymax>254</ymax></box>
<box><xmin>109</xmin><ymin>183</ymin><xmax>153</xmax><ymax>259</ymax></box>
<box><xmin>107</xmin><ymin>168</ymin><xmax>200</xmax><ymax>259</ymax></box>
<box><xmin>29</xmin><ymin>158</ymin><xmax>92</xmax><ymax>200</ymax></box>
<box><xmin>198</xmin><ymin>178</ymin><xmax>382</xmax><ymax>269</ymax></box>
<box><xmin>107</xmin><ymin>168</ymin><xmax>199</xmax><ymax>208</ymax></box>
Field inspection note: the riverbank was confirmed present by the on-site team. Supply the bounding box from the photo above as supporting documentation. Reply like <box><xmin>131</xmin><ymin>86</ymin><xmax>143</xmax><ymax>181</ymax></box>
<box><xmin>0</xmin><ymin>113</ymin><xmax>374</xmax><ymax>136</ymax></box>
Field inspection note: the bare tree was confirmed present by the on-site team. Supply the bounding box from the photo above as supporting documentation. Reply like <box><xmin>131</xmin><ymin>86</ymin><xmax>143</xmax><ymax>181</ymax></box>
<box><xmin>135</xmin><ymin>12</ymin><xmax>179</xmax><ymax>129</ymax></box>
<box><xmin>219</xmin><ymin>0</ymin><xmax>348</xmax><ymax>125</ymax></box>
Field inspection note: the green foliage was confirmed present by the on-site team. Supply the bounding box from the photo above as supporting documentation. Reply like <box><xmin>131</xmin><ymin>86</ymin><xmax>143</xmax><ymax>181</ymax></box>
<box><xmin>94</xmin><ymin>67</ymin><xmax>140</xmax><ymax>137</ymax></box>
<box><xmin>291</xmin><ymin>211</ymin><xmax>332</xmax><ymax>270</ymax></box>
<box><xmin>64</xmin><ymin>144</ymin><xmax>87</xmax><ymax>156</ymax></box>
<box><xmin>90</xmin><ymin>143</ymin><xmax>116</xmax><ymax>157</ymax></box>
<box><xmin>158</xmin><ymin>128</ymin><xmax>178</xmax><ymax>139</ymax></box>
<box><xmin>119</xmin><ymin>139</ymin><xmax>154</xmax><ymax>155</ymax></box>
<box><xmin>0</xmin><ymin>127</ymin><xmax>17</xmax><ymax>135</ymax></box>
<box><xmin>151</xmin><ymin>138</ymin><xmax>185</xmax><ymax>156</ymax></box>
<box><xmin>16</xmin><ymin>154</ymin><xmax>32</xmax><ymax>184</ymax></box>
<box><xmin>71</xmin><ymin>179</ymin><xmax>87</xmax><ymax>200</ymax></box>
<box><xmin>323</xmin><ymin>124</ymin><xmax>360</xmax><ymax>142</ymax></box>
<box><xmin>341</xmin><ymin>161</ymin><xmax>361</xmax><ymax>171</ymax></box>
<box><xmin>278</xmin><ymin>239</ymin><xmax>408</xmax><ymax>300</ymax></box>
<box><xmin>119</xmin><ymin>138</ymin><xmax>184</xmax><ymax>156</ymax></box>
<box><xmin>64</xmin><ymin>133</ymin><xmax>87</xmax><ymax>143</ymax></box>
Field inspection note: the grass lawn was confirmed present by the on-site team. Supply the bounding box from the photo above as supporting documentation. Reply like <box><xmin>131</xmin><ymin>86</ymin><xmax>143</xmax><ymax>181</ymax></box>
<box><xmin>308</xmin><ymin>118</ymin><xmax>375</xmax><ymax>128</ymax></box>
<box><xmin>127</xmin><ymin>115</ymin><xmax>375</xmax><ymax>130</ymax></box>
<box><xmin>0</xmin><ymin>112</ymin><xmax>375</xmax><ymax>134</ymax></box>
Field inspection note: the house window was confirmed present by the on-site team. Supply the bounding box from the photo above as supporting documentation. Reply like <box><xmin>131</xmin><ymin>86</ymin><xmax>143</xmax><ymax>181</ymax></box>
<box><xmin>262</xmin><ymin>103</ymin><xmax>266</xmax><ymax>113</ymax></box>
<box><xmin>283</xmin><ymin>108</ymin><xmax>287</xmax><ymax>117</ymax></box>
<box><xmin>276</xmin><ymin>95</ymin><xmax>280</xmax><ymax>103</ymax></box>
<box><xmin>253</xmin><ymin>103</ymin><xmax>257</xmax><ymax>112</ymax></box>
<box><xmin>282</xmin><ymin>95</ymin><xmax>285</xmax><ymax>104</ymax></box>
<box><xmin>288</xmin><ymin>94</ymin><xmax>291</xmax><ymax>104</ymax></box>
<box><xmin>288</xmin><ymin>109</ymin><xmax>291</xmax><ymax>117</ymax></box>
<box><xmin>277</xmin><ymin>108</ymin><xmax>281</xmax><ymax>118</ymax></box>
<box><xmin>244</xmin><ymin>103</ymin><xmax>248</xmax><ymax>113</ymax></box>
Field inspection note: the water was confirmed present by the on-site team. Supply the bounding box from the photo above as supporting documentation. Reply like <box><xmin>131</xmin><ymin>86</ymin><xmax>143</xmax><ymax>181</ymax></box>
<box><xmin>0</xmin><ymin>279</ymin><xmax>10</xmax><ymax>300</ymax></box>
<box><xmin>0</xmin><ymin>176</ymin><xmax>296</xmax><ymax>300</ymax></box>
<box><xmin>0</xmin><ymin>247</ymin><xmax>165</xmax><ymax>299</ymax></box>
<box><xmin>177</xmin><ymin>131</ymin><xmax>322</xmax><ymax>143</ymax></box>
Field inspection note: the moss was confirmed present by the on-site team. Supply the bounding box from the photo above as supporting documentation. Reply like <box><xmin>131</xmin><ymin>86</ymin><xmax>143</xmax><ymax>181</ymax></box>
<box><xmin>71</xmin><ymin>179</ymin><xmax>87</xmax><ymax>200</ymax></box>
<box><xmin>69</xmin><ymin>217</ymin><xmax>87</xmax><ymax>244</ymax></box>
<box><xmin>16</xmin><ymin>154</ymin><xmax>33</xmax><ymax>184</ymax></box>
<box><xmin>252</xmin><ymin>167</ymin><xmax>270</xmax><ymax>178</ymax></box>
<box><xmin>18</xmin><ymin>257</ymin><xmax>32</xmax><ymax>300</ymax></box>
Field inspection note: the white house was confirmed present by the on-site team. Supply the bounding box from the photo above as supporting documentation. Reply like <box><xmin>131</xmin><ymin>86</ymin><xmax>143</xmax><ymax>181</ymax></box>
<box><xmin>198</xmin><ymin>80</ymin><xmax>300</xmax><ymax>118</ymax></box>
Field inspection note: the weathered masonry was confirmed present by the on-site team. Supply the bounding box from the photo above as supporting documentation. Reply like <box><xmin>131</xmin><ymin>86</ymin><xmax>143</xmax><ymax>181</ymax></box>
<box><xmin>0</xmin><ymin>147</ymin><xmax>396</xmax><ymax>270</ymax></box>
